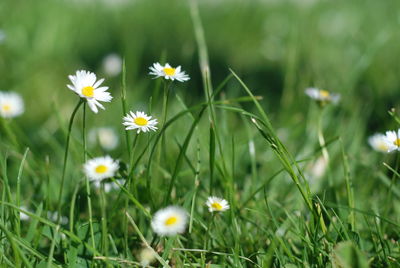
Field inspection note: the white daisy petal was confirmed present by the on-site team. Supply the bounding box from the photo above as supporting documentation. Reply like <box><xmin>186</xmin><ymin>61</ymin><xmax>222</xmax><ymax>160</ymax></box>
<box><xmin>83</xmin><ymin>156</ymin><xmax>119</xmax><ymax>181</ymax></box>
<box><xmin>305</xmin><ymin>87</ymin><xmax>340</xmax><ymax>105</ymax></box>
<box><xmin>151</xmin><ymin>206</ymin><xmax>188</xmax><ymax>236</ymax></box>
<box><xmin>148</xmin><ymin>62</ymin><xmax>190</xmax><ymax>82</ymax></box>
<box><xmin>205</xmin><ymin>196</ymin><xmax>230</xmax><ymax>213</ymax></box>
<box><xmin>0</xmin><ymin>91</ymin><xmax>24</xmax><ymax>118</ymax></box>
<box><xmin>122</xmin><ymin>111</ymin><xmax>158</xmax><ymax>134</ymax></box>
<box><xmin>383</xmin><ymin>130</ymin><xmax>400</xmax><ymax>152</ymax></box>
<box><xmin>368</xmin><ymin>133</ymin><xmax>391</xmax><ymax>153</ymax></box>
<box><xmin>67</xmin><ymin>70</ymin><xmax>112</xmax><ymax>113</ymax></box>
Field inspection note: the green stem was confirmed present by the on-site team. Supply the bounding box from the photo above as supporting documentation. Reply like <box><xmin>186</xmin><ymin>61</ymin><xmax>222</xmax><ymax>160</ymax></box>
<box><xmin>100</xmin><ymin>182</ymin><xmax>108</xmax><ymax>256</ymax></box>
<box><xmin>82</xmin><ymin>103</ymin><xmax>96</xmax><ymax>252</ymax></box>
<box><xmin>55</xmin><ymin>99</ymin><xmax>83</xmax><ymax>222</ymax></box>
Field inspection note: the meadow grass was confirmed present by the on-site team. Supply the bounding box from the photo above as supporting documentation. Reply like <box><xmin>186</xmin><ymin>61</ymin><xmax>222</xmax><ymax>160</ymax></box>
<box><xmin>0</xmin><ymin>0</ymin><xmax>400</xmax><ymax>267</ymax></box>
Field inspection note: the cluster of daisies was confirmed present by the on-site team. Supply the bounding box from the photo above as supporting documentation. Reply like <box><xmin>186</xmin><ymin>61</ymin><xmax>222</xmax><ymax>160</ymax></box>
<box><xmin>69</xmin><ymin>62</ymin><xmax>228</xmax><ymax>236</ymax></box>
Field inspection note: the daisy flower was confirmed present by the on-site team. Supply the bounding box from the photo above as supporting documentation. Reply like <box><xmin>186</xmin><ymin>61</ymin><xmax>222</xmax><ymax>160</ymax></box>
<box><xmin>305</xmin><ymin>87</ymin><xmax>340</xmax><ymax>105</ymax></box>
<box><xmin>206</xmin><ymin>196</ymin><xmax>230</xmax><ymax>213</ymax></box>
<box><xmin>149</xmin><ymin>62</ymin><xmax>190</xmax><ymax>82</ymax></box>
<box><xmin>151</xmin><ymin>206</ymin><xmax>188</xmax><ymax>236</ymax></box>
<box><xmin>383</xmin><ymin>129</ymin><xmax>400</xmax><ymax>152</ymax></box>
<box><xmin>368</xmin><ymin>133</ymin><xmax>390</xmax><ymax>153</ymax></box>
<box><xmin>123</xmin><ymin>111</ymin><xmax>158</xmax><ymax>134</ymax></box>
<box><xmin>67</xmin><ymin>70</ymin><xmax>112</xmax><ymax>113</ymax></box>
<box><xmin>0</xmin><ymin>91</ymin><xmax>24</xmax><ymax>118</ymax></box>
<box><xmin>89</xmin><ymin>127</ymin><xmax>119</xmax><ymax>151</ymax></box>
<box><xmin>83</xmin><ymin>156</ymin><xmax>119</xmax><ymax>181</ymax></box>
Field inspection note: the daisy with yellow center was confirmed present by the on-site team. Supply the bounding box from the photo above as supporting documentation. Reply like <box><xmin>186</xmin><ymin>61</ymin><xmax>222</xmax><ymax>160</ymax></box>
<box><xmin>368</xmin><ymin>133</ymin><xmax>390</xmax><ymax>153</ymax></box>
<box><xmin>0</xmin><ymin>91</ymin><xmax>24</xmax><ymax>118</ymax></box>
<box><xmin>67</xmin><ymin>70</ymin><xmax>113</xmax><ymax>113</ymax></box>
<box><xmin>206</xmin><ymin>196</ymin><xmax>230</xmax><ymax>213</ymax></box>
<box><xmin>382</xmin><ymin>129</ymin><xmax>400</xmax><ymax>152</ymax></box>
<box><xmin>151</xmin><ymin>206</ymin><xmax>188</xmax><ymax>236</ymax></box>
<box><xmin>83</xmin><ymin>156</ymin><xmax>119</xmax><ymax>181</ymax></box>
<box><xmin>149</xmin><ymin>62</ymin><xmax>190</xmax><ymax>82</ymax></box>
<box><xmin>122</xmin><ymin>111</ymin><xmax>158</xmax><ymax>134</ymax></box>
<box><xmin>305</xmin><ymin>87</ymin><xmax>340</xmax><ymax>104</ymax></box>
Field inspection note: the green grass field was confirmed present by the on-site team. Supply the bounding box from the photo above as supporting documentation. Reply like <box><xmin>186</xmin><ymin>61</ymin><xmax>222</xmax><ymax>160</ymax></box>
<box><xmin>0</xmin><ymin>0</ymin><xmax>400</xmax><ymax>267</ymax></box>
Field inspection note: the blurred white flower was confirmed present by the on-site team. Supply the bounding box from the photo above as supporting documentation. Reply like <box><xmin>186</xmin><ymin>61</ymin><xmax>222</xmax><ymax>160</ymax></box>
<box><xmin>138</xmin><ymin>248</ymin><xmax>156</xmax><ymax>267</ymax></box>
<box><xmin>0</xmin><ymin>91</ymin><xmax>24</xmax><ymax>118</ymax></box>
<box><xmin>48</xmin><ymin>211</ymin><xmax>69</xmax><ymax>225</ymax></box>
<box><xmin>151</xmin><ymin>206</ymin><xmax>187</xmax><ymax>236</ymax></box>
<box><xmin>89</xmin><ymin>127</ymin><xmax>119</xmax><ymax>151</ymax></box>
<box><xmin>206</xmin><ymin>196</ymin><xmax>230</xmax><ymax>213</ymax></box>
<box><xmin>93</xmin><ymin>179</ymin><xmax>124</xmax><ymax>193</ymax></box>
<box><xmin>383</xmin><ymin>129</ymin><xmax>400</xmax><ymax>152</ymax></box>
<box><xmin>149</xmin><ymin>62</ymin><xmax>190</xmax><ymax>82</ymax></box>
<box><xmin>123</xmin><ymin>111</ymin><xmax>158</xmax><ymax>134</ymax></box>
<box><xmin>67</xmin><ymin>70</ymin><xmax>112</xmax><ymax>113</ymax></box>
<box><xmin>368</xmin><ymin>133</ymin><xmax>390</xmax><ymax>153</ymax></box>
<box><xmin>309</xmin><ymin>156</ymin><xmax>327</xmax><ymax>179</ymax></box>
<box><xmin>102</xmin><ymin>53</ymin><xmax>122</xmax><ymax>77</ymax></box>
<box><xmin>20</xmin><ymin>206</ymin><xmax>30</xmax><ymax>221</ymax></box>
<box><xmin>305</xmin><ymin>87</ymin><xmax>340</xmax><ymax>105</ymax></box>
<box><xmin>83</xmin><ymin>156</ymin><xmax>119</xmax><ymax>181</ymax></box>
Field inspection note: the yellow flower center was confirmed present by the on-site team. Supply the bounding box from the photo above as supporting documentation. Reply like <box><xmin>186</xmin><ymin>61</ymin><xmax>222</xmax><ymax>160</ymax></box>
<box><xmin>393</xmin><ymin>139</ymin><xmax>400</xmax><ymax>147</ymax></box>
<box><xmin>319</xmin><ymin>90</ymin><xmax>330</xmax><ymax>98</ymax></box>
<box><xmin>95</xmin><ymin>165</ymin><xmax>108</xmax><ymax>174</ymax></box>
<box><xmin>163</xmin><ymin>67</ymin><xmax>176</xmax><ymax>76</ymax></box>
<box><xmin>2</xmin><ymin>104</ymin><xmax>11</xmax><ymax>111</ymax></box>
<box><xmin>134</xmin><ymin>117</ymin><xmax>148</xmax><ymax>126</ymax></box>
<box><xmin>211</xmin><ymin>202</ymin><xmax>223</xmax><ymax>210</ymax></box>
<box><xmin>165</xmin><ymin>216</ymin><xmax>178</xmax><ymax>226</ymax></box>
<box><xmin>82</xmin><ymin>86</ymin><xmax>95</xmax><ymax>97</ymax></box>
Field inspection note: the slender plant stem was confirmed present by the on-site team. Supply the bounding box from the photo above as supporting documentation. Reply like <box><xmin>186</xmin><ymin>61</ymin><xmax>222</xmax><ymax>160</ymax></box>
<box><xmin>82</xmin><ymin>102</ymin><xmax>96</xmax><ymax>252</ymax></box>
<box><xmin>55</xmin><ymin>99</ymin><xmax>83</xmax><ymax>222</ymax></box>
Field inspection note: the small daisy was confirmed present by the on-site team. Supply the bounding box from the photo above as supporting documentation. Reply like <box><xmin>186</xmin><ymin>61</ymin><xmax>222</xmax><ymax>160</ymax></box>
<box><xmin>149</xmin><ymin>62</ymin><xmax>190</xmax><ymax>82</ymax></box>
<box><xmin>83</xmin><ymin>156</ymin><xmax>119</xmax><ymax>181</ymax></box>
<box><xmin>19</xmin><ymin>206</ymin><xmax>30</xmax><ymax>221</ymax></box>
<box><xmin>0</xmin><ymin>91</ymin><xmax>24</xmax><ymax>118</ymax></box>
<box><xmin>89</xmin><ymin>127</ymin><xmax>119</xmax><ymax>151</ymax></box>
<box><xmin>368</xmin><ymin>133</ymin><xmax>390</xmax><ymax>153</ymax></box>
<box><xmin>123</xmin><ymin>111</ymin><xmax>158</xmax><ymax>134</ymax></box>
<box><xmin>383</xmin><ymin>129</ymin><xmax>400</xmax><ymax>152</ymax></box>
<box><xmin>151</xmin><ymin>206</ymin><xmax>188</xmax><ymax>236</ymax></box>
<box><xmin>67</xmin><ymin>70</ymin><xmax>112</xmax><ymax>113</ymax></box>
<box><xmin>305</xmin><ymin>87</ymin><xmax>340</xmax><ymax>104</ymax></box>
<box><xmin>206</xmin><ymin>196</ymin><xmax>230</xmax><ymax>212</ymax></box>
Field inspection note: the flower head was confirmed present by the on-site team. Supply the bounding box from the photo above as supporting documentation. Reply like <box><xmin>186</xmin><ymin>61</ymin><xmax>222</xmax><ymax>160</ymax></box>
<box><xmin>123</xmin><ymin>111</ymin><xmax>158</xmax><ymax>134</ymax></box>
<box><xmin>89</xmin><ymin>127</ymin><xmax>119</xmax><ymax>151</ymax></box>
<box><xmin>0</xmin><ymin>91</ymin><xmax>24</xmax><ymax>118</ymax></box>
<box><xmin>383</xmin><ymin>129</ymin><xmax>400</xmax><ymax>153</ymax></box>
<box><xmin>368</xmin><ymin>133</ymin><xmax>390</xmax><ymax>153</ymax></box>
<box><xmin>149</xmin><ymin>62</ymin><xmax>190</xmax><ymax>82</ymax></box>
<box><xmin>83</xmin><ymin>156</ymin><xmax>119</xmax><ymax>181</ymax></box>
<box><xmin>67</xmin><ymin>70</ymin><xmax>112</xmax><ymax>113</ymax></box>
<box><xmin>151</xmin><ymin>206</ymin><xmax>187</xmax><ymax>236</ymax></box>
<box><xmin>305</xmin><ymin>87</ymin><xmax>340</xmax><ymax>105</ymax></box>
<box><xmin>206</xmin><ymin>196</ymin><xmax>230</xmax><ymax>213</ymax></box>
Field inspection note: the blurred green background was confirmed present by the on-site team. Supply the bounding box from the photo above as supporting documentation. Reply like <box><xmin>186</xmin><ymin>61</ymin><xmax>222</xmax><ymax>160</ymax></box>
<box><xmin>1</xmin><ymin>0</ymin><xmax>400</xmax><ymax>265</ymax></box>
